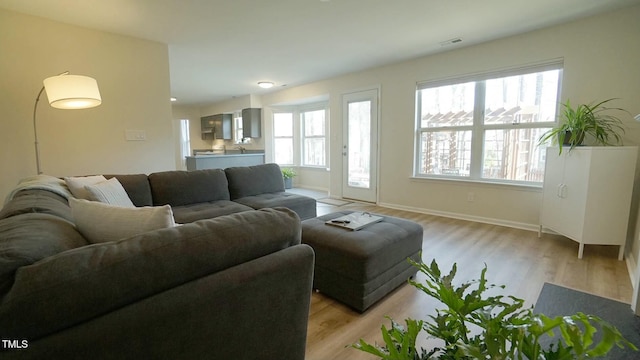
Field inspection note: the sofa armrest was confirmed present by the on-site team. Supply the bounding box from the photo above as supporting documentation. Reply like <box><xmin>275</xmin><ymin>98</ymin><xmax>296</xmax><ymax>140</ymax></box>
<box><xmin>19</xmin><ymin>245</ymin><xmax>315</xmax><ymax>360</ymax></box>
<box><xmin>0</xmin><ymin>208</ymin><xmax>301</xmax><ymax>340</ymax></box>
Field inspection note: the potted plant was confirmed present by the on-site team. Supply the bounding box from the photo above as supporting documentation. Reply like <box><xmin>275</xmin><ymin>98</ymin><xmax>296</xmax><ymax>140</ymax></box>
<box><xmin>281</xmin><ymin>168</ymin><xmax>296</xmax><ymax>189</ymax></box>
<box><xmin>352</xmin><ymin>258</ymin><xmax>636</xmax><ymax>359</ymax></box>
<box><xmin>538</xmin><ymin>98</ymin><xmax>627</xmax><ymax>154</ymax></box>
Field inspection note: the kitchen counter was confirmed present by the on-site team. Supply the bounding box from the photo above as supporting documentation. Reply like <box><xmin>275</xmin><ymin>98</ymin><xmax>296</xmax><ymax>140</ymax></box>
<box><xmin>186</xmin><ymin>151</ymin><xmax>265</xmax><ymax>170</ymax></box>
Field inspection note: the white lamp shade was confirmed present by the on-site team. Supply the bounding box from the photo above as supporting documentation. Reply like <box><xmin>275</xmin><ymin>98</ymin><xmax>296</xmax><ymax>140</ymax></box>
<box><xmin>43</xmin><ymin>74</ymin><xmax>102</xmax><ymax>109</ymax></box>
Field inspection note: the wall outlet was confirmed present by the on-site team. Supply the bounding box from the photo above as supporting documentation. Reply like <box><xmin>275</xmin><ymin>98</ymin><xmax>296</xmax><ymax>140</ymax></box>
<box><xmin>467</xmin><ymin>192</ymin><xmax>475</xmax><ymax>202</ymax></box>
<box><xmin>125</xmin><ymin>130</ymin><xmax>146</xmax><ymax>141</ymax></box>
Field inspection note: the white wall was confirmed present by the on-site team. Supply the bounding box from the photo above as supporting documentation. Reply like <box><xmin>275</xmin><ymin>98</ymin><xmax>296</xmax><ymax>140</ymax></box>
<box><xmin>0</xmin><ymin>9</ymin><xmax>175</xmax><ymax>201</ymax></box>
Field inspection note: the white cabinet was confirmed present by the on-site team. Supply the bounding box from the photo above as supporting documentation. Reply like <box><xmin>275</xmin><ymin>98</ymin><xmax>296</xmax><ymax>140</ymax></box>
<box><xmin>539</xmin><ymin>146</ymin><xmax>637</xmax><ymax>260</ymax></box>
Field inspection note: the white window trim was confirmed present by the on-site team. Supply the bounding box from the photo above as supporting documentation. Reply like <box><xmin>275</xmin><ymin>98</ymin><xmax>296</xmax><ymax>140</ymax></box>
<box><xmin>414</xmin><ymin>60</ymin><xmax>563</xmax><ymax>186</ymax></box>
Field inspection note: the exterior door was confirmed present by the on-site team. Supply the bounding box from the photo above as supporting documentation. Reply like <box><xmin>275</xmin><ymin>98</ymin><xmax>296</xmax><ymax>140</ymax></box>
<box><xmin>342</xmin><ymin>89</ymin><xmax>379</xmax><ymax>203</ymax></box>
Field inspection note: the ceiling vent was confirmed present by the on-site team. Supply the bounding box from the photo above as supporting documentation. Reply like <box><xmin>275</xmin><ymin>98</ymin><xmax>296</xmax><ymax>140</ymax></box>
<box><xmin>439</xmin><ymin>37</ymin><xmax>463</xmax><ymax>46</ymax></box>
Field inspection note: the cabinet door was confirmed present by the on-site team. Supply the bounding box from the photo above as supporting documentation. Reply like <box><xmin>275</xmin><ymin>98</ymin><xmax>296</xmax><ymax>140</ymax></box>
<box><xmin>540</xmin><ymin>148</ymin><xmax>589</xmax><ymax>240</ymax></box>
<box><xmin>540</xmin><ymin>149</ymin><xmax>566</xmax><ymax>234</ymax></box>
<box><xmin>201</xmin><ymin>114</ymin><xmax>232</xmax><ymax>140</ymax></box>
<box><xmin>581</xmin><ymin>147</ymin><xmax>637</xmax><ymax>246</ymax></box>
<box><xmin>242</xmin><ymin>108</ymin><xmax>261</xmax><ymax>138</ymax></box>
<box><xmin>201</xmin><ymin>116</ymin><xmax>215</xmax><ymax>131</ymax></box>
<box><xmin>217</xmin><ymin>114</ymin><xmax>232</xmax><ymax>140</ymax></box>
<box><xmin>557</xmin><ymin>149</ymin><xmax>590</xmax><ymax>240</ymax></box>
<box><xmin>201</xmin><ymin>116</ymin><xmax>216</xmax><ymax>140</ymax></box>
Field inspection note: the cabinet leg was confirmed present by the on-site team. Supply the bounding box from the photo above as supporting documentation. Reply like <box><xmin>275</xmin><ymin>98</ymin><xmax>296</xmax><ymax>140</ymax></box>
<box><xmin>618</xmin><ymin>245</ymin><xmax>625</xmax><ymax>261</ymax></box>
<box><xmin>578</xmin><ymin>243</ymin><xmax>584</xmax><ymax>259</ymax></box>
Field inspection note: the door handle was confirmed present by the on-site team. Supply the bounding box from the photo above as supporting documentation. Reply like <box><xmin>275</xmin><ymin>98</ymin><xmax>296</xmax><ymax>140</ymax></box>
<box><xmin>557</xmin><ymin>183</ymin><xmax>568</xmax><ymax>198</ymax></box>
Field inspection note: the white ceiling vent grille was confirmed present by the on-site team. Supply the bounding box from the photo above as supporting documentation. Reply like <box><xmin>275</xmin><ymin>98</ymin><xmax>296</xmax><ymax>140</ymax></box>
<box><xmin>439</xmin><ymin>37</ymin><xmax>463</xmax><ymax>46</ymax></box>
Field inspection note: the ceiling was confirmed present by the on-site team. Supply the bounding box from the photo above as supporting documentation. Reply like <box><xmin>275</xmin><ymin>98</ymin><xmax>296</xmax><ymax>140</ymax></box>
<box><xmin>2</xmin><ymin>0</ymin><xmax>639</xmax><ymax>106</ymax></box>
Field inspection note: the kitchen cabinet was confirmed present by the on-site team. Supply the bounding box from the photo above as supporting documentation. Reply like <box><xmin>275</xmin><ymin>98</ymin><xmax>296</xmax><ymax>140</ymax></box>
<box><xmin>242</xmin><ymin>108</ymin><xmax>261</xmax><ymax>138</ymax></box>
<box><xmin>201</xmin><ymin>114</ymin><xmax>232</xmax><ymax>140</ymax></box>
<box><xmin>539</xmin><ymin>146</ymin><xmax>637</xmax><ymax>260</ymax></box>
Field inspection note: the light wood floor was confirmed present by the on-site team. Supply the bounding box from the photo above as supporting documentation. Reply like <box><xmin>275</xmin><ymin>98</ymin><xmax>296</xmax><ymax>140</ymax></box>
<box><xmin>304</xmin><ymin>202</ymin><xmax>633</xmax><ymax>360</ymax></box>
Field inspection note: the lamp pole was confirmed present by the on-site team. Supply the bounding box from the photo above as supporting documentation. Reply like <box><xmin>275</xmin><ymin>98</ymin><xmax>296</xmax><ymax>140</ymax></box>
<box><xmin>33</xmin><ymin>86</ymin><xmax>46</xmax><ymax>175</ymax></box>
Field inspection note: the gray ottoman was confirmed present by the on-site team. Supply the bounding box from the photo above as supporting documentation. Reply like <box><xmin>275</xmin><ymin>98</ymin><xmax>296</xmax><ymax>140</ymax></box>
<box><xmin>301</xmin><ymin>211</ymin><xmax>423</xmax><ymax>312</ymax></box>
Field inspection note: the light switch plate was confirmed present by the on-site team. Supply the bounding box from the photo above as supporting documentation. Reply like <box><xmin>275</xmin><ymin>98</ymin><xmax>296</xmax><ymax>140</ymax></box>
<box><xmin>125</xmin><ymin>130</ymin><xmax>146</xmax><ymax>141</ymax></box>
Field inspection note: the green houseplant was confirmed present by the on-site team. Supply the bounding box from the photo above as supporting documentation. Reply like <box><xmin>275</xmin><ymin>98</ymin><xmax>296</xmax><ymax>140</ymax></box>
<box><xmin>281</xmin><ymin>168</ymin><xmax>296</xmax><ymax>189</ymax></box>
<box><xmin>538</xmin><ymin>98</ymin><xmax>627</xmax><ymax>154</ymax></box>
<box><xmin>352</xmin><ymin>258</ymin><xmax>636</xmax><ymax>359</ymax></box>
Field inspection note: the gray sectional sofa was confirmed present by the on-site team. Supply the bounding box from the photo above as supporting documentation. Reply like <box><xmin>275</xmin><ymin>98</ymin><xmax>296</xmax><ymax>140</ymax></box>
<box><xmin>0</xmin><ymin>163</ymin><xmax>316</xmax><ymax>359</ymax></box>
<box><xmin>108</xmin><ymin>163</ymin><xmax>317</xmax><ymax>223</ymax></box>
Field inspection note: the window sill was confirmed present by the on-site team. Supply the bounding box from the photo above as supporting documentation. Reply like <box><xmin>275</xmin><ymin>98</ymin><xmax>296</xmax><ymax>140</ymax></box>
<box><xmin>299</xmin><ymin>166</ymin><xmax>330</xmax><ymax>172</ymax></box>
<box><xmin>410</xmin><ymin>176</ymin><xmax>543</xmax><ymax>191</ymax></box>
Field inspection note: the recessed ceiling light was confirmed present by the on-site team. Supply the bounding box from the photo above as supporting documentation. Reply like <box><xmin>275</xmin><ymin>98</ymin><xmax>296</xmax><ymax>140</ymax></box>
<box><xmin>258</xmin><ymin>81</ymin><xmax>274</xmax><ymax>89</ymax></box>
<box><xmin>170</xmin><ymin>97</ymin><xmax>177</xmax><ymax>102</ymax></box>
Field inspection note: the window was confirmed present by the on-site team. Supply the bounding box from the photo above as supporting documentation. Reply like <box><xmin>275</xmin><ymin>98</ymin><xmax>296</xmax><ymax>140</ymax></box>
<box><xmin>178</xmin><ymin>119</ymin><xmax>190</xmax><ymax>169</ymax></box>
<box><xmin>274</xmin><ymin>112</ymin><xmax>294</xmax><ymax>165</ymax></box>
<box><xmin>234</xmin><ymin>111</ymin><xmax>243</xmax><ymax>142</ymax></box>
<box><xmin>273</xmin><ymin>103</ymin><xmax>328</xmax><ymax>168</ymax></box>
<box><xmin>302</xmin><ymin>109</ymin><xmax>326</xmax><ymax>166</ymax></box>
<box><xmin>415</xmin><ymin>62</ymin><xmax>562</xmax><ymax>184</ymax></box>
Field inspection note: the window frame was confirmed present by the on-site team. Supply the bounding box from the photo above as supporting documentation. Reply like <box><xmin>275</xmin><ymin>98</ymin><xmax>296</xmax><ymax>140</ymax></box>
<box><xmin>272</xmin><ymin>102</ymin><xmax>329</xmax><ymax>169</ymax></box>
<box><xmin>414</xmin><ymin>61</ymin><xmax>563</xmax><ymax>186</ymax></box>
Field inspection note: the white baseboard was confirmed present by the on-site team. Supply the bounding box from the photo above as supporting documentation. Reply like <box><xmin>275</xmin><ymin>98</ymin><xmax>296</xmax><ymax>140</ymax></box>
<box><xmin>377</xmin><ymin>202</ymin><xmax>540</xmax><ymax>232</ymax></box>
<box><xmin>293</xmin><ymin>185</ymin><xmax>329</xmax><ymax>193</ymax></box>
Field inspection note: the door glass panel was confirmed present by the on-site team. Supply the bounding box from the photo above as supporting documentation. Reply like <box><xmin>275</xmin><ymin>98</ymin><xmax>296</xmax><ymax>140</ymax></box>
<box><xmin>347</xmin><ymin>100</ymin><xmax>371</xmax><ymax>188</ymax></box>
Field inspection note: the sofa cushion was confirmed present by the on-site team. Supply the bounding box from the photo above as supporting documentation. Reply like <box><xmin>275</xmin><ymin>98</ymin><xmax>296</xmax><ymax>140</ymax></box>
<box><xmin>0</xmin><ymin>189</ymin><xmax>73</xmax><ymax>222</ymax></box>
<box><xmin>84</xmin><ymin>177</ymin><xmax>135</xmax><ymax>207</ymax></box>
<box><xmin>69</xmin><ymin>198</ymin><xmax>176</xmax><ymax>243</ymax></box>
<box><xmin>0</xmin><ymin>213</ymin><xmax>88</xmax><ymax>296</ymax></box>
<box><xmin>171</xmin><ymin>200</ymin><xmax>253</xmax><ymax>224</ymax></box>
<box><xmin>225</xmin><ymin>163</ymin><xmax>285</xmax><ymax>199</ymax></box>
<box><xmin>64</xmin><ymin>175</ymin><xmax>107</xmax><ymax>199</ymax></box>
<box><xmin>0</xmin><ymin>208</ymin><xmax>302</xmax><ymax>340</ymax></box>
<box><xmin>234</xmin><ymin>192</ymin><xmax>317</xmax><ymax>220</ymax></box>
<box><xmin>149</xmin><ymin>169</ymin><xmax>230</xmax><ymax>207</ymax></box>
<box><xmin>105</xmin><ymin>174</ymin><xmax>153</xmax><ymax>207</ymax></box>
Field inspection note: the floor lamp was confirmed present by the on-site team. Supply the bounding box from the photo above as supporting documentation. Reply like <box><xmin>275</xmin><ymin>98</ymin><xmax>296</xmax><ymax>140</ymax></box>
<box><xmin>33</xmin><ymin>72</ymin><xmax>102</xmax><ymax>174</ymax></box>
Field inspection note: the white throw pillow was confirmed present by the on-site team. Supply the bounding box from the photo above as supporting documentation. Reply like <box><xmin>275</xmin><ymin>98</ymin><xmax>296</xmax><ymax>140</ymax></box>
<box><xmin>84</xmin><ymin>177</ymin><xmax>135</xmax><ymax>208</ymax></box>
<box><xmin>64</xmin><ymin>175</ymin><xmax>107</xmax><ymax>199</ymax></box>
<box><xmin>69</xmin><ymin>198</ymin><xmax>176</xmax><ymax>243</ymax></box>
